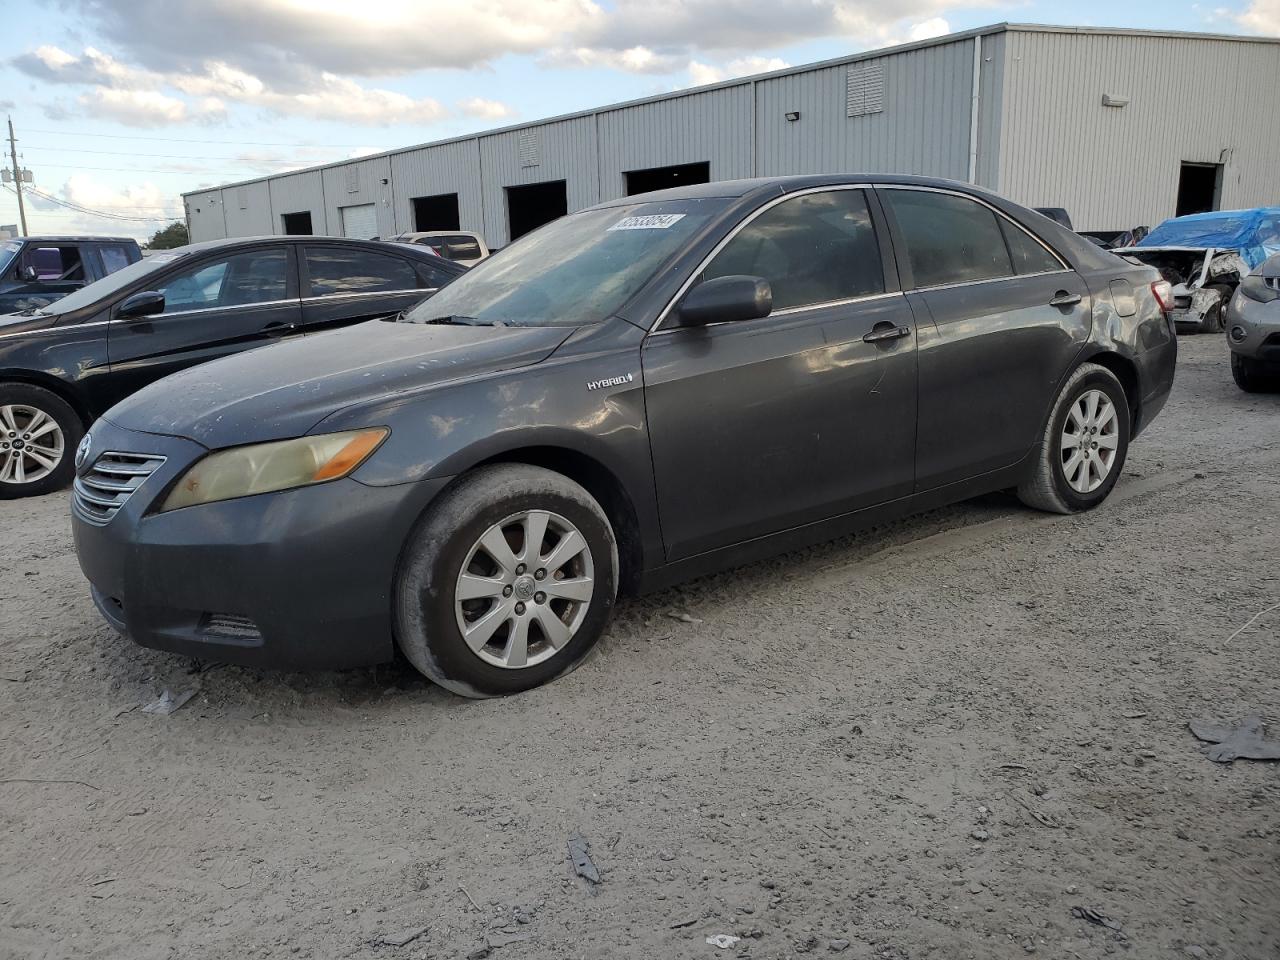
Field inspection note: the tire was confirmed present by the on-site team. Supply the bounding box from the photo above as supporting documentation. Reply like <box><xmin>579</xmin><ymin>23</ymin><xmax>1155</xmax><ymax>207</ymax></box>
<box><xmin>1231</xmin><ymin>352</ymin><xmax>1279</xmax><ymax>393</ymax></box>
<box><xmin>0</xmin><ymin>383</ymin><xmax>83</xmax><ymax>499</ymax></box>
<box><xmin>394</xmin><ymin>464</ymin><xmax>619</xmax><ymax>698</ymax></box>
<box><xmin>1197</xmin><ymin>284</ymin><xmax>1232</xmax><ymax>334</ymax></box>
<box><xmin>1017</xmin><ymin>363</ymin><xmax>1131</xmax><ymax>515</ymax></box>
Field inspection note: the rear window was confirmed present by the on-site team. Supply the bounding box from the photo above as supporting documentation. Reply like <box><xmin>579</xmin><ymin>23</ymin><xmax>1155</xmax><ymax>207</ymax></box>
<box><xmin>884</xmin><ymin>189</ymin><xmax>1013</xmax><ymax>288</ymax></box>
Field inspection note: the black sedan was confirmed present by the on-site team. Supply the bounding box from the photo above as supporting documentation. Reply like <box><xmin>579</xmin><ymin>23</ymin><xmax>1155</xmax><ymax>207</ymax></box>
<box><xmin>0</xmin><ymin>236</ymin><xmax>465</xmax><ymax>497</ymax></box>
<box><xmin>71</xmin><ymin>175</ymin><xmax>1177</xmax><ymax>697</ymax></box>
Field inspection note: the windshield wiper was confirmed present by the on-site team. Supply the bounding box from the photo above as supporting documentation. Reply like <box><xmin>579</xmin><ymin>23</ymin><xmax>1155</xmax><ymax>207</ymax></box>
<box><xmin>418</xmin><ymin>315</ymin><xmax>505</xmax><ymax>327</ymax></box>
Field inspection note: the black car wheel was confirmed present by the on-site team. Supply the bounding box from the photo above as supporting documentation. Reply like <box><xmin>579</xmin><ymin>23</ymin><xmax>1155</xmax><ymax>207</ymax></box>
<box><xmin>1197</xmin><ymin>283</ymin><xmax>1233</xmax><ymax>334</ymax></box>
<box><xmin>1231</xmin><ymin>352</ymin><xmax>1279</xmax><ymax>393</ymax></box>
<box><xmin>0</xmin><ymin>383</ymin><xmax>83</xmax><ymax>499</ymax></box>
<box><xmin>1017</xmin><ymin>362</ymin><xmax>1131</xmax><ymax>514</ymax></box>
<box><xmin>394</xmin><ymin>464</ymin><xmax>619</xmax><ymax>698</ymax></box>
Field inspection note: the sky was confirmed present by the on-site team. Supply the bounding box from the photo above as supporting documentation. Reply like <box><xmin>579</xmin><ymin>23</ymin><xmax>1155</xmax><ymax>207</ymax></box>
<box><xmin>0</xmin><ymin>0</ymin><xmax>1275</xmax><ymax>242</ymax></box>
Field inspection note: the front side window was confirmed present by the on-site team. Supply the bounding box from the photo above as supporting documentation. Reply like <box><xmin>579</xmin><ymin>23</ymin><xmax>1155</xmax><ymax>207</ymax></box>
<box><xmin>883</xmin><ymin>189</ymin><xmax>1014</xmax><ymax>288</ymax></box>
<box><xmin>23</xmin><ymin>245</ymin><xmax>85</xmax><ymax>282</ymax></box>
<box><xmin>701</xmin><ymin>190</ymin><xmax>885</xmax><ymax>311</ymax></box>
<box><xmin>304</xmin><ymin>247</ymin><xmax>417</xmax><ymax>296</ymax></box>
<box><xmin>156</xmin><ymin>249</ymin><xmax>289</xmax><ymax>312</ymax></box>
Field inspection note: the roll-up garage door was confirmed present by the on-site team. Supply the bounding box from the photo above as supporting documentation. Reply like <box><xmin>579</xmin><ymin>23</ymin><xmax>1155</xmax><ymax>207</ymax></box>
<box><xmin>339</xmin><ymin>203</ymin><xmax>378</xmax><ymax>239</ymax></box>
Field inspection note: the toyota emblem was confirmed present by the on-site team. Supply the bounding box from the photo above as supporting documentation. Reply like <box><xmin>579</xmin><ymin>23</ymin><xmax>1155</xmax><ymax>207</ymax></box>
<box><xmin>75</xmin><ymin>432</ymin><xmax>93</xmax><ymax>471</ymax></box>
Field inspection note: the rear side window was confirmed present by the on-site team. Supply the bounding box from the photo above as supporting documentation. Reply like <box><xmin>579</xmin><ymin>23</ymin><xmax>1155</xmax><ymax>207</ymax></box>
<box><xmin>98</xmin><ymin>244</ymin><xmax>135</xmax><ymax>275</ymax></box>
<box><xmin>304</xmin><ymin>247</ymin><xmax>417</xmax><ymax>296</ymax></box>
<box><xmin>702</xmin><ymin>189</ymin><xmax>884</xmax><ymax>311</ymax></box>
<box><xmin>883</xmin><ymin>189</ymin><xmax>1013</xmax><ymax>288</ymax></box>
<box><xmin>1000</xmin><ymin>219</ymin><xmax>1063</xmax><ymax>275</ymax></box>
<box><xmin>415</xmin><ymin>260</ymin><xmax>457</xmax><ymax>289</ymax></box>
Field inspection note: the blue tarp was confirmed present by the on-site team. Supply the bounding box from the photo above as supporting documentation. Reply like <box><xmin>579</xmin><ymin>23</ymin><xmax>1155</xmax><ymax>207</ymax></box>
<box><xmin>1137</xmin><ymin>207</ymin><xmax>1280</xmax><ymax>270</ymax></box>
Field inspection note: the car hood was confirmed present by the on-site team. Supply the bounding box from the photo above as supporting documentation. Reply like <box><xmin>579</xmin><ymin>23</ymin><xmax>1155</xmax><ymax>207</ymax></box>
<box><xmin>102</xmin><ymin>319</ymin><xmax>575</xmax><ymax>448</ymax></box>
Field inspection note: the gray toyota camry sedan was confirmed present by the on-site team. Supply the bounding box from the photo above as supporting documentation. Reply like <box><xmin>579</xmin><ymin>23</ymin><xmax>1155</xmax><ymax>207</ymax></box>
<box><xmin>71</xmin><ymin>175</ymin><xmax>1177</xmax><ymax>697</ymax></box>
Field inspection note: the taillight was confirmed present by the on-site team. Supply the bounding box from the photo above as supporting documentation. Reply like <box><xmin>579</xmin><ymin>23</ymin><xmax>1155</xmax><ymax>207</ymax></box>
<box><xmin>1150</xmin><ymin>280</ymin><xmax>1174</xmax><ymax>313</ymax></box>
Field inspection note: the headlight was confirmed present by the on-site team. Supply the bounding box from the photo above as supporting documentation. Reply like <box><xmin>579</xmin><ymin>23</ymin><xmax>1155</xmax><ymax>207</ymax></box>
<box><xmin>1239</xmin><ymin>274</ymin><xmax>1280</xmax><ymax>304</ymax></box>
<box><xmin>161</xmin><ymin>428</ymin><xmax>388</xmax><ymax>512</ymax></box>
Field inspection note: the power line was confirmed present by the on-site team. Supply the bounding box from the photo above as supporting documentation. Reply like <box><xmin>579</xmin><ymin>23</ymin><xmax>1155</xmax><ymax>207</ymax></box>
<box><xmin>20</xmin><ymin>127</ymin><xmax>376</xmax><ymax>148</ymax></box>
<box><xmin>33</xmin><ymin>161</ymin><xmax>278</xmax><ymax>175</ymax></box>
<box><xmin>5</xmin><ymin>183</ymin><xmax>177</xmax><ymax>222</ymax></box>
<box><xmin>22</xmin><ymin>144</ymin><xmax>335</xmax><ymax>165</ymax></box>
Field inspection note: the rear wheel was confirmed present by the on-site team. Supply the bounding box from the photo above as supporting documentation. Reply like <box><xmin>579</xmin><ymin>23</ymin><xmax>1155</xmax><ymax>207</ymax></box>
<box><xmin>394</xmin><ymin>464</ymin><xmax>619</xmax><ymax>698</ymax></box>
<box><xmin>0</xmin><ymin>383</ymin><xmax>82</xmax><ymax>499</ymax></box>
<box><xmin>1231</xmin><ymin>352</ymin><xmax>1279</xmax><ymax>393</ymax></box>
<box><xmin>1197</xmin><ymin>283</ymin><xmax>1232</xmax><ymax>334</ymax></box>
<box><xmin>1017</xmin><ymin>363</ymin><xmax>1130</xmax><ymax>514</ymax></box>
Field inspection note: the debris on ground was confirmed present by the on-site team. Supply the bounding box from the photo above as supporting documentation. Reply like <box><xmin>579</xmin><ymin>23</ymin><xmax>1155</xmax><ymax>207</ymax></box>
<box><xmin>567</xmin><ymin>832</ymin><xmax>601</xmax><ymax>886</ymax></box>
<box><xmin>1071</xmin><ymin>906</ymin><xmax>1122</xmax><ymax>931</ymax></box>
<box><xmin>667</xmin><ymin>611</ymin><xmax>703</xmax><ymax>624</ymax></box>
<box><xmin>705</xmin><ymin>934</ymin><xmax>740</xmax><ymax>949</ymax></box>
<box><xmin>829</xmin><ymin>938</ymin><xmax>851</xmax><ymax>952</ymax></box>
<box><xmin>379</xmin><ymin>925</ymin><xmax>428</xmax><ymax>947</ymax></box>
<box><xmin>141</xmin><ymin>687</ymin><xmax>196</xmax><ymax>716</ymax></box>
<box><xmin>1189</xmin><ymin>716</ymin><xmax>1280</xmax><ymax>762</ymax></box>
<box><xmin>486</xmin><ymin>931</ymin><xmax>530</xmax><ymax>950</ymax></box>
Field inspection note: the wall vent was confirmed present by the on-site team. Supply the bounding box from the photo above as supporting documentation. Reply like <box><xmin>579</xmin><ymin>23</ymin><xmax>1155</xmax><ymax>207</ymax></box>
<box><xmin>846</xmin><ymin>61</ymin><xmax>885</xmax><ymax>117</ymax></box>
<box><xmin>344</xmin><ymin>165</ymin><xmax>359</xmax><ymax>193</ymax></box>
<box><xmin>518</xmin><ymin>129</ymin><xmax>541</xmax><ymax>168</ymax></box>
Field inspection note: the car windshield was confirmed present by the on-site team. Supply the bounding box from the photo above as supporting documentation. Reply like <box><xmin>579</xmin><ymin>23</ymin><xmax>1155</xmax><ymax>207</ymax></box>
<box><xmin>33</xmin><ymin>248</ymin><xmax>192</xmax><ymax>315</ymax></box>
<box><xmin>401</xmin><ymin>198</ymin><xmax>730</xmax><ymax>327</ymax></box>
<box><xmin>0</xmin><ymin>240</ymin><xmax>19</xmax><ymax>276</ymax></box>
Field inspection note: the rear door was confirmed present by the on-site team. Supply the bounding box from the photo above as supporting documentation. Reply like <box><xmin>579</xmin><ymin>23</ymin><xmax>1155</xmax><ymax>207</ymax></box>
<box><xmin>104</xmin><ymin>244</ymin><xmax>301</xmax><ymax>406</ymax></box>
<box><xmin>298</xmin><ymin>244</ymin><xmax>440</xmax><ymax>333</ymax></box>
<box><xmin>878</xmin><ymin>186</ymin><xmax>1091</xmax><ymax>491</ymax></box>
<box><xmin>642</xmin><ymin>187</ymin><xmax>918</xmax><ymax>561</ymax></box>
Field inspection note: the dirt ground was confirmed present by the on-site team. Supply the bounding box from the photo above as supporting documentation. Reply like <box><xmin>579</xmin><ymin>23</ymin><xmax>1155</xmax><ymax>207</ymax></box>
<box><xmin>1</xmin><ymin>334</ymin><xmax>1277</xmax><ymax>960</ymax></box>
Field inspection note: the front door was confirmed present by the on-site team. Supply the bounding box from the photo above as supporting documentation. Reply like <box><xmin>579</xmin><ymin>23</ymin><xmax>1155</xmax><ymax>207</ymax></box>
<box><xmin>105</xmin><ymin>245</ymin><xmax>300</xmax><ymax>407</ymax></box>
<box><xmin>642</xmin><ymin>188</ymin><xmax>918</xmax><ymax>562</ymax></box>
<box><xmin>877</xmin><ymin>187</ymin><xmax>1092</xmax><ymax>491</ymax></box>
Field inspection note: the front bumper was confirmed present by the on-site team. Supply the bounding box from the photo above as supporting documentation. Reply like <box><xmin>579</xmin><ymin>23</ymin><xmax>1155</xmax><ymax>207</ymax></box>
<box><xmin>71</xmin><ymin>417</ymin><xmax>452</xmax><ymax>671</ymax></box>
<box><xmin>1226</xmin><ymin>290</ymin><xmax>1280</xmax><ymax>366</ymax></box>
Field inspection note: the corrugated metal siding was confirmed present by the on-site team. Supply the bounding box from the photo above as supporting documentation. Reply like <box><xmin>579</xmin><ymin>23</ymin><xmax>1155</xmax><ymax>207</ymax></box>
<box><xmin>478</xmin><ymin>115</ymin><xmax>599</xmax><ymax>246</ymax></box>
<box><xmin>390</xmin><ymin>140</ymin><xmax>484</xmax><ymax>235</ymax></box>
<box><xmin>596</xmin><ymin>86</ymin><xmax>754</xmax><ymax>200</ymax></box>
<box><xmin>974</xmin><ymin>32</ymin><xmax>1007</xmax><ymax>190</ymax></box>
<box><xmin>320</xmin><ymin>155</ymin><xmax>395</xmax><ymax>239</ymax></box>
<box><xmin>185</xmin><ymin>190</ymin><xmax>227</xmax><ymax>242</ymax></box>
<box><xmin>268</xmin><ymin>170</ymin><xmax>327</xmax><ymax>235</ymax></box>
<box><xmin>219</xmin><ymin>180</ymin><xmax>272</xmax><ymax>236</ymax></box>
<box><xmin>755</xmin><ymin>40</ymin><xmax>975</xmax><ymax>179</ymax></box>
<box><xmin>998</xmin><ymin>30</ymin><xmax>1280</xmax><ymax>229</ymax></box>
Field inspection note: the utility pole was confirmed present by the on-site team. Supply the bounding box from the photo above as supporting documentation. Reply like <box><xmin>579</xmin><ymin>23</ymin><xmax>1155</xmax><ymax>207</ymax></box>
<box><xmin>7</xmin><ymin>116</ymin><xmax>29</xmax><ymax>236</ymax></box>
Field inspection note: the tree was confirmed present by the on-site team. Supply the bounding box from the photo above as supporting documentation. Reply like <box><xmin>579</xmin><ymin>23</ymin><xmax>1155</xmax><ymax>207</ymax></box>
<box><xmin>145</xmin><ymin>221</ymin><xmax>188</xmax><ymax>250</ymax></box>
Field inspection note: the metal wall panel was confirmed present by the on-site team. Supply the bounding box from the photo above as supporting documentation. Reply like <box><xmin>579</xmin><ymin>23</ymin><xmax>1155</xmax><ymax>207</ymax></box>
<box><xmin>220</xmin><ymin>180</ymin><xmax>272</xmax><ymax>237</ymax></box>
<box><xmin>998</xmin><ymin>29</ymin><xmax>1280</xmax><ymax>229</ymax></box>
<box><xmin>974</xmin><ymin>32</ymin><xmax>1008</xmax><ymax>190</ymax></box>
<box><xmin>755</xmin><ymin>40</ymin><xmax>975</xmax><ymax>180</ymax></box>
<box><xmin>268</xmin><ymin>170</ymin><xmax>327</xmax><ymax>235</ymax></box>
<box><xmin>477</xmin><ymin>115</ymin><xmax>599</xmax><ymax>246</ymax></box>
<box><xmin>320</xmin><ymin>154</ymin><xmax>395</xmax><ymax>239</ymax></box>
<box><xmin>389</xmin><ymin>140</ymin><xmax>485</xmax><ymax>236</ymax></box>
<box><xmin>596</xmin><ymin>86</ymin><xmax>754</xmax><ymax>200</ymax></box>
<box><xmin>184</xmin><ymin>190</ymin><xmax>227</xmax><ymax>243</ymax></box>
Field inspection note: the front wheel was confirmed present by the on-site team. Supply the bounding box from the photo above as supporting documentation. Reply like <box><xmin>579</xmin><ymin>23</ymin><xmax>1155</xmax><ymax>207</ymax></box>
<box><xmin>394</xmin><ymin>464</ymin><xmax>619</xmax><ymax>698</ymax></box>
<box><xmin>1017</xmin><ymin>363</ymin><xmax>1131</xmax><ymax>514</ymax></box>
<box><xmin>1231</xmin><ymin>352</ymin><xmax>1279</xmax><ymax>393</ymax></box>
<box><xmin>0</xmin><ymin>383</ymin><xmax>83</xmax><ymax>499</ymax></box>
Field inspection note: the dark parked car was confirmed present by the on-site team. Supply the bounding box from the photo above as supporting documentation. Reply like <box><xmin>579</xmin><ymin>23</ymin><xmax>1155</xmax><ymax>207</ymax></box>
<box><xmin>71</xmin><ymin>175</ymin><xmax>1177</xmax><ymax>697</ymax></box>
<box><xmin>0</xmin><ymin>236</ymin><xmax>464</xmax><ymax>496</ymax></box>
<box><xmin>0</xmin><ymin>235</ymin><xmax>142</xmax><ymax>313</ymax></box>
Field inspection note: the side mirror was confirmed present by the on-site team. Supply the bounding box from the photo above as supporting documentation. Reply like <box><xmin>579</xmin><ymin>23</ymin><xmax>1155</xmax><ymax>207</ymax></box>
<box><xmin>20</xmin><ymin>265</ymin><xmax>38</xmax><ymax>283</ymax></box>
<box><xmin>677</xmin><ymin>275</ymin><xmax>772</xmax><ymax>327</ymax></box>
<box><xmin>117</xmin><ymin>290</ymin><xmax>166</xmax><ymax>319</ymax></box>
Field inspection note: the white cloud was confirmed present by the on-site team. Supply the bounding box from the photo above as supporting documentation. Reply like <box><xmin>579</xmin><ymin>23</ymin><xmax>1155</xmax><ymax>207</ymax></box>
<box><xmin>909</xmin><ymin>17</ymin><xmax>951</xmax><ymax>41</ymax></box>
<box><xmin>687</xmin><ymin>56</ymin><xmax>790</xmax><ymax>86</ymax></box>
<box><xmin>78</xmin><ymin>88</ymin><xmax>205</xmax><ymax>127</ymax></box>
<box><xmin>457</xmin><ymin>97</ymin><xmax>518</xmax><ymax>120</ymax></box>
<box><xmin>1234</xmin><ymin>0</ymin><xmax>1280</xmax><ymax>33</ymax></box>
<box><xmin>21</xmin><ymin>175</ymin><xmax>182</xmax><ymax>241</ymax></box>
<box><xmin>542</xmin><ymin>45</ymin><xmax>684</xmax><ymax>73</ymax></box>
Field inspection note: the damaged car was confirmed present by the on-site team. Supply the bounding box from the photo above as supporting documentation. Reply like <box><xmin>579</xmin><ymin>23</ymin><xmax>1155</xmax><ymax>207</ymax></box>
<box><xmin>1115</xmin><ymin>207</ymin><xmax>1280</xmax><ymax>334</ymax></box>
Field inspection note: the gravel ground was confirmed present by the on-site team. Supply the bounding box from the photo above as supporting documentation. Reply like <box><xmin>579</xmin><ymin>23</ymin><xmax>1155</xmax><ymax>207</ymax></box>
<box><xmin>1</xmin><ymin>335</ymin><xmax>1277</xmax><ymax>960</ymax></box>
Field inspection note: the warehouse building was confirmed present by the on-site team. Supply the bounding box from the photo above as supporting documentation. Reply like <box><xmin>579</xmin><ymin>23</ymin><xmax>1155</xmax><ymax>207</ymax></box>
<box><xmin>184</xmin><ymin>23</ymin><xmax>1280</xmax><ymax>247</ymax></box>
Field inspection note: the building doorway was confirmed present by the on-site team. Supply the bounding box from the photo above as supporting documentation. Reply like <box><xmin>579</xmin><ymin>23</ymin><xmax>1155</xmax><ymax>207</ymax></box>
<box><xmin>1176</xmin><ymin>162</ymin><xmax>1222</xmax><ymax>217</ymax></box>
<box><xmin>506</xmin><ymin>180</ymin><xmax>568</xmax><ymax>241</ymax></box>
<box><xmin>624</xmin><ymin>161</ymin><xmax>711</xmax><ymax>197</ymax></box>
<box><xmin>412</xmin><ymin>194</ymin><xmax>461</xmax><ymax>232</ymax></box>
<box><xmin>280</xmin><ymin>211</ymin><xmax>313</xmax><ymax>235</ymax></box>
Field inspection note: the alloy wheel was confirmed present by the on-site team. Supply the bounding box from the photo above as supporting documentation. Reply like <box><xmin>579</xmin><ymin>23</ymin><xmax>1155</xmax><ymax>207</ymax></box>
<box><xmin>454</xmin><ymin>509</ymin><xmax>595</xmax><ymax>669</ymax></box>
<box><xmin>0</xmin><ymin>404</ymin><xmax>65</xmax><ymax>485</ymax></box>
<box><xmin>1059</xmin><ymin>389</ymin><xmax>1118</xmax><ymax>494</ymax></box>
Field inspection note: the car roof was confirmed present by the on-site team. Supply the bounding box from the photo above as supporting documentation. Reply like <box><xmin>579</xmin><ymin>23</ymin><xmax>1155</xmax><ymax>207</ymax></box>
<box><xmin>6</xmin><ymin>235</ymin><xmax>137</xmax><ymax>243</ymax></box>
<box><xmin>171</xmin><ymin>234</ymin><xmax>466</xmax><ymax>268</ymax></box>
<box><xmin>590</xmin><ymin>173</ymin><xmax>1002</xmax><ymax>207</ymax></box>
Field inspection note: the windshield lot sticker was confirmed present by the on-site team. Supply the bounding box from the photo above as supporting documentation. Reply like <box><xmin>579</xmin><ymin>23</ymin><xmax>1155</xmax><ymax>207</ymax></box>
<box><xmin>608</xmin><ymin>214</ymin><xmax>686</xmax><ymax>231</ymax></box>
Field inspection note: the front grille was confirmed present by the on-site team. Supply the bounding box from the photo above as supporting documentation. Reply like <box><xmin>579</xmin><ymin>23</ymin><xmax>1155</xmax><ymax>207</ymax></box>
<box><xmin>73</xmin><ymin>451</ymin><xmax>166</xmax><ymax>525</ymax></box>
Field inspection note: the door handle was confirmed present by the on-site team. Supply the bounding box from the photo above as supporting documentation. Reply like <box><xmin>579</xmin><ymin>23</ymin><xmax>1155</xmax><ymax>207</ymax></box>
<box><xmin>863</xmin><ymin>322</ymin><xmax>912</xmax><ymax>343</ymax></box>
<box><xmin>1049</xmin><ymin>291</ymin><xmax>1082</xmax><ymax>307</ymax></box>
<box><xmin>263</xmin><ymin>321</ymin><xmax>297</xmax><ymax>335</ymax></box>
